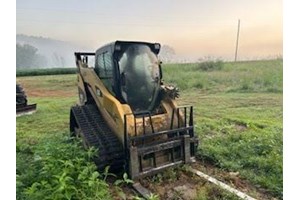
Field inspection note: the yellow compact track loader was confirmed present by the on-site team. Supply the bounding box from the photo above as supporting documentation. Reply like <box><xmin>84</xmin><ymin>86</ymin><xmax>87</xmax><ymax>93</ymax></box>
<box><xmin>70</xmin><ymin>41</ymin><xmax>198</xmax><ymax>180</ymax></box>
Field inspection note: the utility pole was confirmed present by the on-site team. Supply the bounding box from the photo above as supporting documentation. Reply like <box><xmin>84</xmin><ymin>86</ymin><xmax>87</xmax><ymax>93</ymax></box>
<box><xmin>234</xmin><ymin>19</ymin><xmax>240</xmax><ymax>62</ymax></box>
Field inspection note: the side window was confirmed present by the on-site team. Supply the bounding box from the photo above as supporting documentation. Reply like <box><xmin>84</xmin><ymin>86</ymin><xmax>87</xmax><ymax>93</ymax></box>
<box><xmin>97</xmin><ymin>52</ymin><xmax>113</xmax><ymax>78</ymax></box>
<box><xmin>96</xmin><ymin>52</ymin><xmax>115</xmax><ymax>95</ymax></box>
<box><xmin>96</xmin><ymin>54</ymin><xmax>104</xmax><ymax>75</ymax></box>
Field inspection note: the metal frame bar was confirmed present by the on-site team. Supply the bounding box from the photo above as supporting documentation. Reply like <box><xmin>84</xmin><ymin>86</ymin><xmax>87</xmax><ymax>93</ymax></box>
<box><xmin>130</xmin><ymin>126</ymin><xmax>193</xmax><ymax>142</ymax></box>
<box><xmin>123</xmin><ymin>106</ymin><xmax>198</xmax><ymax>180</ymax></box>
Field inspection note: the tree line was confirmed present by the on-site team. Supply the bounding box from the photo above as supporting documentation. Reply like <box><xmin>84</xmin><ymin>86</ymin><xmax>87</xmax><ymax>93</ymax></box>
<box><xmin>16</xmin><ymin>43</ymin><xmax>47</xmax><ymax>69</ymax></box>
<box><xmin>16</xmin><ymin>43</ymin><xmax>66</xmax><ymax>69</ymax></box>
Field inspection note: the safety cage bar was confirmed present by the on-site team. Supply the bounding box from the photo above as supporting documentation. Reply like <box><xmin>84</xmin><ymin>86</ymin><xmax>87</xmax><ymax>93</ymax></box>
<box><xmin>74</xmin><ymin>52</ymin><xmax>95</xmax><ymax>67</ymax></box>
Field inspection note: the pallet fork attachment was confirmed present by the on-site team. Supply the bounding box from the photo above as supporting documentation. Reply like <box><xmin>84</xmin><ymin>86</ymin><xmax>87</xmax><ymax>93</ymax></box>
<box><xmin>124</xmin><ymin>106</ymin><xmax>199</xmax><ymax>180</ymax></box>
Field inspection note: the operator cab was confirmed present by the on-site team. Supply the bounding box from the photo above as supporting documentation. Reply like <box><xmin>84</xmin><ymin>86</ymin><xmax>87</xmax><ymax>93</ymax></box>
<box><xmin>95</xmin><ymin>41</ymin><xmax>162</xmax><ymax>112</ymax></box>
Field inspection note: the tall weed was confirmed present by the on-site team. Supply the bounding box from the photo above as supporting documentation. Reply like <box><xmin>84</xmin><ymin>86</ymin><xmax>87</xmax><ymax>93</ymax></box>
<box><xmin>17</xmin><ymin>135</ymin><xmax>112</xmax><ymax>200</ymax></box>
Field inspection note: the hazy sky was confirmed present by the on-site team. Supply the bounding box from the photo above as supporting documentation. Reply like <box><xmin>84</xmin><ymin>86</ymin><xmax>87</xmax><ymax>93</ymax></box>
<box><xmin>16</xmin><ymin>0</ymin><xmax>282</xmax><ymax>60</ymax></box>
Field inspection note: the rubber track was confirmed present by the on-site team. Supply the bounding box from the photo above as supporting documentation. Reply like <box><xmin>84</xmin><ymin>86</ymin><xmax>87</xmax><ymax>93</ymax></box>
<box><xmin>71</xmin><ymin>104</ymin><xmax>125</xmax><ymax>171</ymax></box>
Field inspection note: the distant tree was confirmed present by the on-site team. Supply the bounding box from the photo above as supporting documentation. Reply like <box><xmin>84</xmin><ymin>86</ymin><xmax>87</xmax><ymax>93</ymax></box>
<box><xmin>159</xmin><ymin>45</ymin><xmax>176</xmax><ymax>63</ymax></box>
<box><xmin>161</xmin><ymin>45</ymin><xmax>176</xmax><ymax>55</ymax></box>
<box><xmin>16</xmin><ymin>43</ymin><xmax>47</xmax><ymax>68</ymax></box>
<box><xmin>16</xmin><ymin>43</ymin><xmax>37</xmax><ymax>68</ymax></box>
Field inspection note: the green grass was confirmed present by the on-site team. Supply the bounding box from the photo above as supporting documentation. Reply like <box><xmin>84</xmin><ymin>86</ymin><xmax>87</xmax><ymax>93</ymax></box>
<box><xmin>16</xmin><ymin>96</ymin><xmax>114</xmax><ymax>199</ymax></box>
<box><xmin>173</xmin><ymin>59</ymin><xmax>283</xmax><ymax>198</ymax></box>
<box><xmin>16</xmin><ymin>67</ymin><xmax>76</xmax><ymax>77</ymax></box>
<box><xmin>163</xmin><ymin>59</ymin><xmax>282</xmax><ymax>93</ymax></box>
<box><xmin>17</xmin><ymin>136</ymin><xmax>113</xmax><ymax>200</ymax></box>
<box><xmin>182</xmin><ymin>92</ymin><xmax>282</xmax><ymax>198</ymax></box>
<box><xmin>16</xmin><ymin>59</ymin><xmax>283</xmax><ymax>199</ymax></box>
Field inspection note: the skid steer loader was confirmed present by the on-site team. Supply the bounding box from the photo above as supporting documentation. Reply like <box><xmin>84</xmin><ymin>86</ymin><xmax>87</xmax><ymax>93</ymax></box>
<box><xmin>70</xmin><ymin>41</ymin><xmax>198</xmax><ymax>180</ymax></box>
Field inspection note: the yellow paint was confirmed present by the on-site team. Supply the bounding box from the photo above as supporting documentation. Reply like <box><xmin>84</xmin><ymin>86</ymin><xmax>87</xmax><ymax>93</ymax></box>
<box><xmin>78</xmin><ymin>61</ymin><xmax>186</xmax><ymax>145</ymax></box>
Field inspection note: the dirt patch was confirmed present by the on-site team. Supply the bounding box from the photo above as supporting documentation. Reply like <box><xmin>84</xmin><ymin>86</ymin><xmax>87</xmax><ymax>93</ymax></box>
<box><xmin>140</xmin><ymin>169</ymin><xmax>202</xmax><ymax>199</ymax></box>
<box><xmin>107</xmin><ymin>168</ymin><xmax>206</xmax><ymax>200</ymax></box>
<box><xmin>235</xmin><ymin>124</ymin><xmax>247</xmax><ymax>131</ymax></box>
<box><xmin>169</xmin><ymin>184</ymin><xmax>198</xmax><ymax>199</ymax></box>
<box><xmin>26</xmin><ymin>89</ymin><xmax>76</xmax><ymax>98</ymax></box>
<box><xmin>108</xmin><ymin>161</ymin><xmax>276</xmax><ymax>200</ymax></box>
<box><xmin>225</xmin><ymin>119</ymin><xmax>248</xmax><ymax>132</ymax></box>
<box><xmin>17</xmin><ymin>77</ymin><xmax>77</xmax><ymax>98</ymax></box>
<box><xmin>17</xmin><ymin>81</ymin><xmax>75</xmax><ymax>97</ymax></box>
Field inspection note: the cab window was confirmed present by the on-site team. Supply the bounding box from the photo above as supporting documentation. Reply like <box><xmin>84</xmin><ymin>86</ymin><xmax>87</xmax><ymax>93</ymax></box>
<box><xmin>96</xmin><ymin>52</ymin><xmax>115</xmax><ymax>95</ymax></box>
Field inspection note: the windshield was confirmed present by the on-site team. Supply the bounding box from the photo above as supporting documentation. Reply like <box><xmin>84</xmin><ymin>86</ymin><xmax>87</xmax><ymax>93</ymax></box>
<box><xmin>118</xmin><ymin>44</ymin><xmax>160</xmax><ymax>112</ymax></box>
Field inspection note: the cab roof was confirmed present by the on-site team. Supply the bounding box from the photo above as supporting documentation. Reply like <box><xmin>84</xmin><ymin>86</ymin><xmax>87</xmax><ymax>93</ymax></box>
<box><xmin>95</xmin><ymin>40</ymin><xmax>161</xmax><ymax>55</ymax></box>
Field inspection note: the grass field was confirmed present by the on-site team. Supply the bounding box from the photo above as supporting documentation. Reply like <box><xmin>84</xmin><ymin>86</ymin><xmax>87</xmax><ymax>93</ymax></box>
<box><xmin>166</xmin><ymin>60</ymin><xmax>283</xmax><ymax>198</ymax></box>
<box><xmin>16</xmin><ymin>67</ymin><xmax>77</xmax><ymax>77</ymax></box>
<box><xmin>16</xmin><ymin>59</ymin><xmax>283</xmax><ymax>199</ymax></box>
